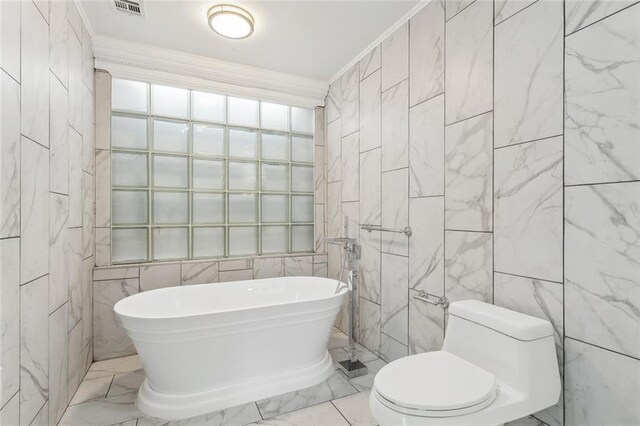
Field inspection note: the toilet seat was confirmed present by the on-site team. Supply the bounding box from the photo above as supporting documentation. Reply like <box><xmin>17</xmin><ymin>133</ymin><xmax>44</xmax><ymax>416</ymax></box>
<box><xmin>373</xmin><ymin>351</ymin><xmax>498</xmax><ymax>418</ymax></box>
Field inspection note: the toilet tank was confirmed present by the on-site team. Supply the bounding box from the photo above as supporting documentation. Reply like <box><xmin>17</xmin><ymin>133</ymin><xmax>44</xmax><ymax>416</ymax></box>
<box><xmin>442</xmin><ymin>301</ymin><xmax>560</xmax><ymax>404</ymax></box>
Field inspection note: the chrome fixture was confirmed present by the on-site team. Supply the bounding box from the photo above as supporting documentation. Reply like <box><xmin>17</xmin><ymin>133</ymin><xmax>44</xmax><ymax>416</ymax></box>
<box><xmin>360</xmin><ymin>223</ymin><xmax>412</xmax><ymax>237</ymax></box>
<box><xmin>413</xmin><ymin>290</ymin><xmax>450</xmax><ymax>309</ymax></box>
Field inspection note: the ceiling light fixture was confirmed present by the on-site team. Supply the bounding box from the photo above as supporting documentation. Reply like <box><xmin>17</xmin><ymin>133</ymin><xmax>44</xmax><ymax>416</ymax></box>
<box><xmin>207</xmin><ymin>4</ymin><xmax>255</xmax><ymax>39</ymax></box>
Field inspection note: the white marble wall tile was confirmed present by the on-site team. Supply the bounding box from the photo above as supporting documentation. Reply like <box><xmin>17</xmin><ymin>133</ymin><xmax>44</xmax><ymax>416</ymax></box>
<box><xmin>68</xmin><ymin>28</ymin><xmax>82</xmax><ymax>133</ymax></box>
<box><xmin>326</xmin><ymin>79</ymin><xmax>341</xmax><ymax>124</ymax></box>
<box><xmin>0</xmin><ymin>393</ymin><xmax>19</xmax><ymax>426</ymax></box>
<box><xmin>445</xmin><ymin>0</ymin><xmax>476</xmax><ymax>20</ymax></box>
<box><xmin>494</xmin><ymin>136</ymin><xmax>563</xmax><ymax>282</ymax></box>
<box><xmin>379</xmin><ymin>333</ymin><xmax>408</xmax><ymax>362</ymax></box>
<box><xmin>359</xmin><ymin>148</ymin><xmax>381</xmax><ymax>225</ymax></box>
<box><xmin>94</xmin><ymin>278</ymin><xmax>139</xmax><ymax>360</ymax></box>
<box><xmin>95</xmin><ymin>227</ymin><xmax>110</xmax><ymax>267</ymax></box>
<box><xmin>381</xmin><ymin>253</ymin><xmax>408</xmax><ymax>344</ymax></box>
<box><xmin>67</xmin><ymin>0</ymin><xmax>81</xmax><ymax>39</ymax></box>
<box><xmin>49</xmin><ymin>0</ymin><xmax>68</xmax><ymax>87</ymax></box>
<box><xmin>381</xmin><ymin>79</ymin><xmax>408</xmax><ymax>172</ymax></box>
<box><xmin>21</xmin><ymin>0</ymin><xmax>49</xmax><ymax>146</ymax></box>
<box><xmin>409</xmin><ymin>94</ymin><xmax>444</xmax><ymax>197</ymax></box>
<box><xmin>21</xmin><ymin>137</ymin><xmax>49</xmax><ymax>284</ymax></box>
<box><xmin>445</xmin><ymin>111</ymin><xmax>493</xmax><ymax>231</ymax></box>
<box><xmin>219</xmin><ymin>258</ymin><xmax>252</xmax><ymax>271</ymax></box>
<box><xmin>219</xmin><ymin>269</ymin><xmax>253</xmax><ymax>282</ymax></box>
<box><xmin>495</xmin><ymin>0</ymin><xmax>563</xmax><ymax>148</ymax></box>
<box><xmin>140</xmin><ymin>263</ymin><xmax>181</xmax><ymax>291</ymax></box>
<box><xmin>359</xmin><ymin>69</ymin><xmax>381</xmax><ymax>153</ymax></box>
<box><xmin>565</xmin><ymin>0</ymin><xmax>638</xmax><ymax>35</ymax></box>
<box><xmin>253</xmin><ymin>257</ymin><xmax>285</xmax><ymax>279</ymax></box>
<box><xmin>327</xmin><ymin>181</ymin><xmax>342</xmax><ymax>237</ymax></box>
<box><xmin>359</xmin><ymin>228</ymin><xmax>381</xmax><ymax>304</ymax></box>
<box><xmin>341</xmin><ymin>132</ymin><xmax>359</xmax><ymax>202</ymax></box>
<box><xmin>381</xmin><ymin>168</ymin><xmax>409</xmax><ymax>256</ymax></box>
<box><xmin>0</xmin><ymin>238</ymin><xmax>19</xmax><ymax>407</ymax></box>
<box><xmin>68</xmin><ymin>227</ymin><xmax>83</xmax><ymax>329</ymax></box>
<box><xmin>565</xmin><ymin>4</ymin><xmax>640</xmax><ymax>185</ymax></box>
<box><xmin>314</xmin><ymin>145</ymin><xmax>325</xmax><ymax>203</ymax></box>
<box><xmin>95</xmin><ymin>150</ymin><xmax>110</xmax><ymax>228</ymax></box>
<box><xmin>67</xmin><ymin>321</ymin><xmax>83</xmax><ymax>397</ymax></box>
<box><xmin>31</xmin><ymin>401</ymin><xmax>48</xmax><ymax>425</ymax></box>
<box><xmin>409</xmin><ymin>289</ymin><xmax>445</xmax><ymax>354</ymax></box>
<box><xmin>326</xmin><ymin>118</ymin><xmax>342</xmax><ymax>182</ymax></box>
<box><xmin>342</xmin><ymin>201</ymin><xmax>359</xmax><ymax>238</ymax></box>
<box><xmin>445</xmin><ymin>0</ymin><xmax>493</xmax><ymax>124</ymax></box>
<box><xmin>313</xmin><ymin>261</ymin><xmax>328</xmax><ymax>278</ymax></box>
<box><xmin>409</xmin><ymin>196</ymin><xmax>444</xmax><ymax>294</ymax></box>
<box><xmin>181</xmin><ymin>261</ymin><xmax>219</xmax><ymax>285</ymax></box>
<box><xmin>32</xmin><ymin>0</ymin><xmax>49</xmax><ymax>22</ymax></box>
<box><xmin>0</xmin><ymin>0</ymin><xmax>20</xmax><ymax>81</ymax></box>
<box><xmin>566</xmin><ymin>182</ymin><xmax>640</xmax><ymax>359</ymax></box>
<box><xmin>444</xmin><ymin>231</ymin><xmax>492</xmax><ymax>303</ymax></box>
<box><xmin>95</xmin><ymin>71</ymin><xmax>111</xmax><ymax>150</ymax></box>
<box><xmin>341</xmin><ymin>63</ymin><xmax>359</xmax><ymax>136</ymax></box>
<box><xmin>381</xmin><ymin>23</ymin><xmax>408</xmax><ymax>92</ymax></box>
<box><xmin>315</xmin><ymin>204</ymin><xmax>325</xmax><ymax>253</ymax></box>
<box><xmin>50</xmin><ymin>193</ymin><xmax>69</xmax><ymax>313</ymax></box>
<box><xmin>359</xmin><ymin>45</ymin><xmax>380</xmax><ymax>81</ymax></box>
<box><xmin>20</xmin><ymin>275</ymin><xmax>49</xmax><ymax>425</ymax></box>
<box><xmin>358</xmin><ymin>298</ymin><xmax>381</xmax><ymax>354</ymax></box>
<box><xmin>409</xmin><ymin>0</ymin><xmax>445</xmax><ymax>106</ymax></box>
<box><xmin>565</xmin><ymin>338</ymin><xmax>640</xmax><ymax>425</ymax></box>
<box><xmin>82</xmin><ymin>257</ymin><xmax>93</xmax><ymax>348</ymax></box>
<box><xmin>81</xmin><ymin>25</ymin><xmax>93</xmax><ymax>91</ymax></box>
<box><xmin>0</xmin><ymin>71</ymin><xmax>20</xmax><ymax>238</ymax></box>
<box><xmin>285</xmin><ymin>256</ymin><xmax>314</xmax><ymax>276</ymax></box>
<box><xmin>82</xmin><ymin>172</ymin><xmax>95</xmax><ymax>259</ymax></box>
<box><xmin>93</xmin><ymin>266</ymin><xmax>139</xmax><ymax>281</ymax></box>
<box><xmin>49</xmin><ymin>303</ymin><xmax>69</xmax><ymax>425</ymax></box>
<box><xmin>50</xmin><ymin>73</ymin><xmax>69</xmax><ymax>195</ymax></box>
<box><xmin>68</xmin><ymin>128</ymin><xmax>83</xmax><ymax>228</ymax></box>
<box><xmin>495</xmin><ymin>0</ymin><xmax>537</xmax><ymax>25</ymax></box>
<box><xmin>82</xmin><ymin>85</ymin><xmax>96</xmax><ymax>174</ymax></box>
<box><xmin>494</xmin><ymin>272</ymin><xmax>564</xmax><ymax>425</ymax></box>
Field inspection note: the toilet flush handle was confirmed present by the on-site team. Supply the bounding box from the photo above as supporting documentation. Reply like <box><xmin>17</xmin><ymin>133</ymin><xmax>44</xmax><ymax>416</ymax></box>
<box><xmin>413</xmin><ymin>290</ymin><xmax>449</xmax><ymax>309</ymax></box>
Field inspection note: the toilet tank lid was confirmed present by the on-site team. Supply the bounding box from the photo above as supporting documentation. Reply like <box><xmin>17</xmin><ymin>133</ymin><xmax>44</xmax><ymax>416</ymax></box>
<box><xmin>449</xmin><ymin>300</ymin><xmax>553</xmax><ymax>341</ymax></box>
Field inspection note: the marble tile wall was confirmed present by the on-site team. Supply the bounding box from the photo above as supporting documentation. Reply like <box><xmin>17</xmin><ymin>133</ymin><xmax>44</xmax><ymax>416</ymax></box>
<box><xmin>325</xmin><ymin>1</ymin><xmax>639</xmax><ymax>424</ymax></box>
<box><xmin>0</xmin><ymin>0</ymin><xmax>96</xmax><ymax>423</ymax></box>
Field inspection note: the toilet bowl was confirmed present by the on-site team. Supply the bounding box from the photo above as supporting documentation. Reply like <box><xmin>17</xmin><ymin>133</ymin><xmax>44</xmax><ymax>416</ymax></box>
<box><xmin>369</xmin><ymin>300</ymin><xmax>561</xmax><ymax>426</ymax></box>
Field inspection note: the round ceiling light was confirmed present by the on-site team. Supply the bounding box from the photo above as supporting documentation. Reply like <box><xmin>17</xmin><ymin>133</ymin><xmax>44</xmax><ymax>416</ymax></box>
<box><xmin>207</xmin><ymin>4</ymin><xmax>255</xmax><ymax>39</ymax></box>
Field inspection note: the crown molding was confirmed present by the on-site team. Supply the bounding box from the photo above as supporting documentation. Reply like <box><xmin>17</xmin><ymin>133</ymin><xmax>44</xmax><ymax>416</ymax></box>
<box><xmin>92</xmin><ymin>35</ymin><xmax>328</xmax><ymax>108</ymax></box>
<box><xmin>328</xmin><ymin>0</ymin><xmax>432</xmax><ymax>85</ymax></box>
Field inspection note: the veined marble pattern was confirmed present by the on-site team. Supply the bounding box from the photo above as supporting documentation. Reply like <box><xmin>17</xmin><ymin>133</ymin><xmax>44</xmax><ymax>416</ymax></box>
<box><xmin>359</xmin><ymin>147</ymin><xmax>381</xmax><ymax>225</ymax></box>
<box><xmin>494</xmin><ymin>0</ymin><xmax>537</xmax><ymax>25</ymax></box>
<box><xmin>326</xmin><ymin>119</ymin><xmax>341</xmax><ymax>183</ymax></box>
<box><xmin>253</xmin><ymin>257</ymin><xmax>284</xmax><ymax>279</ymax></box>
<box><xmin>359</xmin><ymin>297</ymin><xmax>381</xmax><ymax>353</ymax></box>
<box><xmin>50</xmin><ymin>73</ymin><xmax>70</xmax><ymax>195</ymax></box>
<box><xmin>565</xmin><ymin>0</ymin><xmax>639</xmax><ymax>35</ymax></box>
<box><xmin>565</xmin><ymin>338</ymin><xmax>640</xmax><ymax>425</ymax></box>
<box><xmin>381</xmin><ymin>168</ymin><xmax>409</xmax><ymax>256</ymax></box>
<box><xmin>381</xmin><ymin>23</ymin><xmax>408</xmax><ymax>92</ymax></box>
<box><xmin>219</xmin><ymin>269</ymin><xmax>253</xmax><ymax>283</ymax></box>
<box><xmin>326</xmin><ymin>79</ymin><xmax>341</xmax><ymax>124</ymax></box>
<box><xmin>409</xmin><ymin>197</ymin><xmax>444</xmax><ymax>294</ymax></box>
<box><xmin>83</xmin><ymin>85</ymin><xmax>96</xmax><ymax>174</ymax></box>
<box><xmin>83</xmin><ymin>172</ymin><xmax>95</xmax><ymax>258</ymax></box>
<box><xmin>254</xmin><ymin>402</ymin><xmax>348</xmax><ymax>426</ymax></box>
<box><xmin>314</xmin><ymin>204</ymin><xmax>325</xmax><ymax>253</ymax></box>
<box><xmin>49</xmin><ymin>303</ymin><xmax>69</xmax><ymax>425</ymax></box>
<box><xmin>444</xmin><ymin>231</ymin><xmax>493</xmax><ymax>303</ymax></box>
<box><xmin>495</xmin><ymin>0</ymin><xmax>563</xmax><ymax>148</ymax></box>
<box><xmin>93</xmin><ymin>266</ymin><xmax>140</xmax><ymax>282</ymax></box>
<box><xmin>445</xmin><ymin>0</ymin><xmax>476</xmax><ymax>20</ymax></box>
<box><xmin>20</xmin><ymin>275</ymin><xmax>49</xmax><ymax>425</ymax></box>
<box><xmin>565</xmin><ymin>4</ymin><xmax>640</xmax><ymax>185</ymax></box>
<box><xmin>381</xmin><ymin>253</ymin><xmax>409</xmax><ymax>345</ymax></box>
<box><xmin>445</xmin><ymin>111</ymin><xmax>493</xmax><ymax>231</ymax></box>
<box><xmin>359</xmin><ymin>69</ymin><xmax>381</xmax><ymax>152</ymax></box>
<box><xmin>67</xmin><ymin>305</ymin><xmax>84</xmax><ymax>398</ymax></box>
<box><xmin>379</xmin><ymin>333</ymin><xmax>408</xmax><ymax>362</ymax></box>
<box><xmin>140</xmin><ymin>263</ymin><xmax>181</xmax><ymax>291</ymax></box>
<box><xmin>95</xmin><ymin>71</ymin><xmax>111</xmax><ymax>150</ymax></box>
<box><xmin>69</xmin><ymin>128</ymin><xmax>83</xmax><ymax>228</ymax></box>
<box><xmin>409</xmin><ymin>0</ymin><xmax>445</xmax><ymax>106</ymax></box>
<box><xmin>341</xmin><ymin>131</ymin><xmax>359</xmax><ymax>202</ymax></box>
<box><xmin>409</xmin><ymin>289</ymin><xmax>445</xmax><ymax>354</ymax></box>
<box><xmin>565</xmin><ymin>182</ymin><xmax>640</xmax><ymax>359</ymax></box>
<box><xmin>505</xmin><ymin>416</ymin><xmax>548</xmax><ymax>426</ymax></box>
<box><xmin>0</xmin><ymin>0</ymin><xmax>20</xmax><ymax>81</ymax></box>
<box><xmin>82</xmin><ymin>258</ymin><xmax>94</xmax><ymax>348</ymax></box>
<box><xmin>49</xmin><ymin>0</ymin><xmax>69</xmax><ymax>87</ymax></box>
<box><xmin>314</xmin><ymin>145</ymin><xmax>325</xmax><ymax>204</ymax></box>
<box><xmin>95</xmin><ymin>227</ymin><xmax>111</xmax><ymax>267</ymax></box>
<box><xmin>68</xmin><ymin>30</ymin><xmax>83</xmax><ymax>133</ymax></box>
<box><xmin>68</xmin><ymin>228</ymin><xmax>84</xmax><ymax>329</ymax></box>
<box><xmin>381</xmin><ymin>79</ymin><xmax>409</xmax><ymax>172</ymax></box>
<box><xmin>50</xmin><ymin>193</ymin><xmax>69</xmax><ymax>313</ymax></box>
<box><xmin>93</xmin><ymin>279</ymin><xmax>139</xmax><ymax>361</ymax></box>
<box><xmin>359</xmin><ymin>228</ymin><xmax>381</xmax><ymax>303</ymax></box>
<box><xmin>21</xmin><ymin>0</ymin><xmax>49</xmax><ymax>146</ymax></box>
<box><xmin>409</xmin><ymin>94</ymin><xmax>444</xmax><ymax>197</ymax></box>
<box><xmin>0</xmin><ymin>393</ymin><xmax>19</xmax><ymax>426</ymax></box>
<box><xmin>284</xmin><ymin>256</ymin><xmax>314</xmax><ymax>276</ymax></box>
<box><xmin>359</xmin><ymin>45</ymin><xmax>380</xmax><ymax>81</ymax></box>
<box><xmin>20</xmin><ymin>137</ymin><xmax>49</xmax><ymax>284</ymax></box>
<box><xmin>494</xmin><ymin>136</ymin><xmax>563</xmax><ymax>282</ymax></box>
<box><xmin>331</xmin><ymin>391</ymin><xmax>378</xmax><ymax>426</ymax></box>
<box><xmin>68</xmin><ymin>1</ymin><xmax>82</xmax><ymax>40</ymax></box>
<box><xmin>0</xmin><ymin>238</ymin><xmax>19</xmax><ymax>408</ymax></box>
<box><xmin>0</xmin><ymin>71</ymin><xmax>20</xmax><ymax>238</ymax></box>
<box><xmin>445</xmin><ymin>0</ymin><xmax>493</xmax><ymax>124</ymax></box>
<box><xmin>95</xmin><ymin>150</ymin><xmax>111</xmax><ymax>228</ymax></box>
<box><xmin>341</xmin><ymin>201</ymin><xmax>359</xmax><ymax>240</ymax></box>
<box><xmin>327</xmin><ymin>181</ymin><xmax>342</xmax><ymax>237</ymax></box>
<box><xmin>82</xmin><ymin>25</ymin><xmax>94</xmax><ymax>91</ymax></box>
<box><xmin>341</xmin><ymin>63</ymin><xmax>359</xmax><ymax>136</ymax></box>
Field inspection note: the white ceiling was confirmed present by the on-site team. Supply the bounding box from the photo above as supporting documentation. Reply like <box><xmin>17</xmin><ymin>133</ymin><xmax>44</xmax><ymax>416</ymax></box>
<box><xmin>80</xmin><ymin>0</ymin><xmax>419</xmax><ymax>82</ymax></box>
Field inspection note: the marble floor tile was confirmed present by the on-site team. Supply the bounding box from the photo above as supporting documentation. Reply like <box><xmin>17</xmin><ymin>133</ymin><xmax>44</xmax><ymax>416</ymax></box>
<box><xmin>108</xmin><ymin>370</ymin><xmax>146</xmax><ymax>398</ymax></box>
<box><xmin>59</xmin><ymin>392</ymin><xmax>141</xmax><ymax>426</ymax></box>
<box><xmin>565</xmin><ymin>0</ymin><xmax>638</xmax><ymax>35</ymax></box>
<box><xmin>381</xmin><ymin>23</ymin><xmax>408</xmax><ymax>92</ymax></box>
<box><xmin>69</xmin><ymin>375</ymin><xmax>113</xmax><ymax>405</ymax></box>
<box><xmin>328</xmin><ymin>329</ymin><xmax>349</xmax><ymax>350</ymax></box>
<box><xmin>255</xmin><ymin>371</ymin><xmax>357</xmax><ymax>419</ymax></box>
<box><xmin>359</xmin><ymin>70</ymin><xmax>381</xmax><ymax>152</ymax></box>
<box><xmin>409</xmin><ymin>197</ymin><xmax>444</xmax><ymax>295</ymax></box>
<box><xmin>505</xmin><ymin>416</ymin><xmax>548</xmax><ymax>426</ymax></box>
<box><xmin>86</xmin><ymin>355</ymin><xmax>143</xmax><ymax>380</ymax></box>
<box><xmin>348</xmin><ymin>359</ymin><xmax>387</xmax><ymax>392</ymax></box>
<box><xmin>381</xmin><ymin>79</ymin><xmax>408</xmax><ymax>172</ymax></box>
<box><xmin>137</xmin><ymin>402</ymin><xmax>261</xmax><ymax>426</ymax></box>
<box><xmin>359</xmin><ymin>46</ymin><xmax>380</xmax><ymax>81</ymax></box>
<box><xmin>445</xmin><ymin>231</ymin><xmax>493</xmax><ymax>303</ymax></box>
<box><xmin>409</xmin><ymin>94</ymin><xmax>444</xmax><ymax>197</ymax></box>
<box><xmin>379</xmin><ymin>333</ymin><xmax>408</xmax><ymax>362</ymax></box>
<box><xmin>341</xmin><ymin>63</ymin><xmax>359</xmax><ymax>137</ymax></box>
<box><xmin>381</xmin><ymin>253</ymin><xmax>408</xmax><ymax>344</ymax></box>
<box><xmin>253</xmin><ymin>402</ymin><xmax>349</xmax><ymax>426</ymax></box>
<box><xmin>332</xmin><ymin>391</ymin><xmax>377</xmax><ymax>426</ymax></box>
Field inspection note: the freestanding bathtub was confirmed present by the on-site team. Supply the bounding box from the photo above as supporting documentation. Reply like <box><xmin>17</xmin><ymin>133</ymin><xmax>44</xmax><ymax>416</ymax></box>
<box><xmin>114</xmin><ymin>276</ymin><xmax>347</xmax><ymax>420</ymax></box>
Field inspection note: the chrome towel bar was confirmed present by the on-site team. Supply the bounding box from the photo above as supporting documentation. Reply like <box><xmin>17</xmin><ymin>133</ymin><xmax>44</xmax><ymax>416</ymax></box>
<box><xmin>360</xmin><ymin>223</ymin><xmax>412</xmax><ymax>237</ymax></box>
<box><xmin>413</xmin><ymin>290</ymin><xmax>449</xmax><ymax>309</ymax></box>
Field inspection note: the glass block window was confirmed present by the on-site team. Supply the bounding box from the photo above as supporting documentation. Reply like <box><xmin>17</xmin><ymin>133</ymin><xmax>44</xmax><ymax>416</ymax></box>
<box><xmin>111</xmin><ymin>79</ymin><xmax>315</xmax><ymax>263</ymax></box>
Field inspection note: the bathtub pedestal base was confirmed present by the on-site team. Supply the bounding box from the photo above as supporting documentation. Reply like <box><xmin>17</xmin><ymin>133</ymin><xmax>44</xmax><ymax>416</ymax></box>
<box><xmin>136</xmin><ymin>351</ymin><xmax>335</xmax><ymax>420</ymax></box>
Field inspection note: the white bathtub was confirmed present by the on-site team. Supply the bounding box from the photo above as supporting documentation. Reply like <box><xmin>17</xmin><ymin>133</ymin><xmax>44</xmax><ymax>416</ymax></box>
<box><xmin>114</xmin><ymin>276</ymin><xmax>347</xmax><ymax>420</ymax></box>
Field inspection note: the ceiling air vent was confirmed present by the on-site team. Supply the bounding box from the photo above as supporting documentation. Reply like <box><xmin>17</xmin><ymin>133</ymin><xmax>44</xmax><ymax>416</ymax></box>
<box><xmin>113</xmin><ymin>0</ymin><xmax>144</xmax><ymax>16</ymax></box>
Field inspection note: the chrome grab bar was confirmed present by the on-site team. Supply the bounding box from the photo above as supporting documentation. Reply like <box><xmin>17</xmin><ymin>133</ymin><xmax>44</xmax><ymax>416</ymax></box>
<box><xmin>360</xmin><ymin>223</ymin><xmax>412</xmax><ymax>237</ymax></box>
<box><xmin>413</xmin><ymin>290</ymin><xmax>449</xmax><ymax>309</ymax></box>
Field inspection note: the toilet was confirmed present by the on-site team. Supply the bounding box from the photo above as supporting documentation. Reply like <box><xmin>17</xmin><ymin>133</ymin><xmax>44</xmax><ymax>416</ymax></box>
<box><xmin>370</xmin><ymin>300</ymin><xmax>561</xmax><ymax>426</ymax></box>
